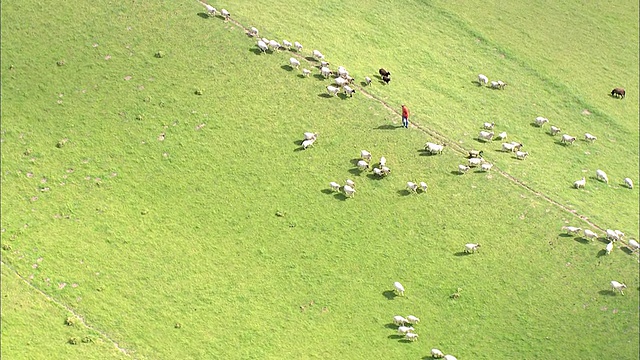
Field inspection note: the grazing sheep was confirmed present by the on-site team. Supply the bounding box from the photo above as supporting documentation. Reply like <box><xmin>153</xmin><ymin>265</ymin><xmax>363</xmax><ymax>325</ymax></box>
<box><xmin>468</xmin><ymin>150</ymin><xmax>484</xmax><ymax>158</ymax></box>
<box><xmin>407</xmin><ymin>181</ymin><xmax>418</xmax><ymax>193</ymax></box>
<box><xmin>379</xmin><ymin>68</ymin><xmax>391</xmax><ymax>77</ymax></box>
<box><xmin>329</xmin><ymin>182</ymin><xmax>341</xmax><ymax>192</ymax></box>
<box><xmin>261</xmin><ymin>38</ymin><xmax>270</xmax><ymax>44</ymax></box>
<box><xmin>257</xmin><ymin>40</ymin><xmax>269</xmax><ymax>53</ymax></box>
<box><xmin>365</xmin><ymin>76</ymin><xmax>372</xmax><ymax>85</ymax></box>
<box><xmin>444</xmin><ymin>355</ymin><xmax>458</xmax><ymax>360</ymax></box>
<box><xmin>360</xmin><ymin>150</ymin><xmax>372</xmax><ymax>161</ymax></box>
<box><xmin>379</xmin><ymin>156</ymin><xmax>387</xmax><ymax>167</ymax></box>
<box><xmin>611</xmin><ymin>280</ymin><xmax>627</xmax><ymax>295</ymax></box>
<box><xmin>425</xmin><ymin>142</ymin><xmax>445</xmax><ymax>154</ymax></box>
<box><xmin>294</xmin><ymin>41</ymin><xmax>303</xmax><ymax>51</ymax></box>
<box><xmin>515</xmin><ymin>150</ymin><xmax>529</xmax><ymax>160</ymax></box>
<box><xmin>584</xmin><ymin>133</ymin><xmax>597</xmax><ymax>142</ymax></box>
<box><xmin>606</xmin><ymin>229</ymin><xmax>620</xmax><ymax>241</ymax></box>
<box><xmin>345</xmin><ymin>179</ymin><xmax>355</xmax><ymax>188</ymax></box>
<box><xmin>357</xmin><ymin>160</ymin><xmax>370</xmax><ymax>171</ymax></box>
<box><xmin>534</xmin><ymin>116</ymin><xmax>549</xmax><ymax>127</ymax></box>
<box><xmin>611</xmin><ymin>87</ymin><xmax>625</xmax><ymax>99</ymax></box>
<box><xmin>346</xmin><ymin>75</ymin><xmax>355</xmax><ymax>84</ymax></box>
<box><xmin>481</xmin><ymin>163</ymin><xmax>493</xmax><ymax>172</ymax></box>
<box><xmin>282</xmin><ymin>40</ymin><xmax>292</xmax><ymax>49</ymax></box>
<box><xmin>562</xmin><ymin>226</ymin><xmax>582</xmax><ymax>235</ymax></box>
<box><xmin>483</xmin><ymin>122</ymin><xmax>496</xmax><ymax>130</ymax></box>
<box><xmin>393</xmin><ymin>315</ymin><xmax>408</xmax><ymax>326</ymax></box>
<box><xmin>393</xmin><ymin>315</ymin><xmax>409</xmax><ymax>326</ymax></box>
<box><xmin>490</xmin><ymin>81</ymin><xmax>506</xmax><ymax>89</ymax></box>
<box><xmin>337</xmin><ymin>66</ymin><xmax>348</xmax><ymax>78</ymax></box>
<box><xmin>343</xmin><ymin>85</ymin><xmax>356</xmax><ymax>97</ymax></box>
<box><xmin>458</xmin><ymin>164</ymin><xmax>470</xmax><ymax>174</ymax></box>
<box><xmin>326</xmin><ymin>85</ymin><xmax>340</xmax><ymax>97</ymax></box>
<box><xmin>397</xmin><ymin>326</ymin><xmax>415</xmax><ymax>335</ymax></box>
<box><xmin>342</xmin><ymin>184</ymin><xmax>356</xmax><ymax>197</ymax></box>
<box><xmin>335</xmin><ymin>77</ymin><xmax>349</xmax><ymax>87</ymax></box>
<box><xmin>289</xmin><ymin>57</ymin><xmax>300</xmax><ymax>69</ymax></box>
<box><xmin>624</xmin><ymin>177</ymin><xmax>633</xmax><ymax>189</ymax></box>
<box><xmin>628</xmin><ymin>239</ymin><xmax>639</xmax><ymax>252</ymax></box>
<box><xmin>478</xmin><ymin>131</ymin><xmax>495</xmax><ymax>141</ymax></box>
<box><xmin>249</xmin><ymin>27</ymin><xmax>259</xmax><ymax>37</ymax></box>
<box><xmin>596</xmin><ymin>169</ymin><xmax>608</xmax><ymax>183</ymax></box>
<box><xmin>381</xmin><ymin>166</ymin><xmax>391</xmax><ymax>175</ymax></box>
<box><xmin>373</xmin><ymin>168</ymin><xmax>385</xmax><ymax>177</ymax></box>
<box><xmin>393</xmin><ymin>281</ymin><xmax>405</xmax><ymax>296</ymax></box>
<box><xmin>468</xmin><ymin>157</ymin><xmax>485</xmax><ymax>167</ymax></box>
<box><xmin>497</xmin><ymin>131</ymin><xmax>507</xmax><ymax>141</ymax></box>
<box><xmin>320</xmin><ymin>66</ymin><xmax>333</xmax><ymax>78</ymax></box>
<box><xmin>302</xmin><ymin>138</ymin><xmax>315</xmax><ymax>150</ymax></box>
<box><xmin>199</xmin><ymin>1</ymin><xmax>217</xmax><ymax>16</ymax></box>
<box><xmin>583</xmin><ymin>229</ymin><xmax>598</xmax><ymax>241</ymax></box>
<box><xmin>303</xmin><ymin>132</ymin><xmax>318</xmax><ymax>140</ymax></box>
<box><xmin>268</xmin><ymin>40</ymin><xmax>281</xmax><ymax>51</ymax></box>
<box><xmin>220</xmin><ymin>8</ymin><xmax>230</xmax><ymax>20</ymax></box>
<box><xmin>302</xmin><ymin>69</ymin><xmax>311</xmax><ymax>77</ymax></box>
<box><xmin>313</xmin><ymin>49</ymin><xmax>325</xmax><ymax>60</ymax></box>
<box><xmin>406</xmin><ymin>315</ymin><xmax>420</xmax><ymax>324</ymax></box>
<box><xmin>405</xmin><ymin>332</ymin><xmax>419</xmax><ymax>342</ymax></box>
<box><xmin>574</xmin><ymin>177</ymin><xmax>586</xmax><ymax>189</ymax></box>
<box><xmin>502</xmin><ymin>142</ymin><xmax>522</xmax><ymax>152</ymax></box>
<box><xmin>320</xmin><ymin>61</ymin><xmax>330</xmax><ymax>68</ymax></box>
<box><xmin>615</xmin><ymin>230</ymin><xmax>625</xmax><ymax>239</ymax></box>
<box><xmin>420</xmin><ymin>182</ymin><xmax>428</xmax><ymax>192</ymax></box>
<box><xmin>464</xmin><ymin>243</ymin><xmax>480</xmax><ymax>253</ymax></box>
<box><xmin>431</xmin><ymin>349</ymin><xmax>445</xmax><ymax>358</ymax></box>
<box><xmin>561</xmin><ymin>134</ymin><xmax>576</xmax><ymax>145</ymax></box>
<box><xmin>606</xmin><ymin>240</ymin><xmax>614</xmax><ymax>255</ymax></box>
<box><xmin>550</xmin><ymin>125</ymin><xmax>561</xmax><ymax>135</ymax></box>
<box><xmin>478</xmin><ymin>74</ymin><xmax>489</xmax><ymax>86</ymax></box>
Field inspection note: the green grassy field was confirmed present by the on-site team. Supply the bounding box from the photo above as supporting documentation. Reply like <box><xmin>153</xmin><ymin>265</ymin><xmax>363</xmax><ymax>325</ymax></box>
<box><xmin>2</xmin><ymin>0</ymin><xmax>638</xmax><ymax>359</ymax></box>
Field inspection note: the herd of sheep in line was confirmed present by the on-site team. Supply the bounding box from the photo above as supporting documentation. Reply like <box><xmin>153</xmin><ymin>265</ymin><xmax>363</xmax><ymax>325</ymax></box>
<box><xmin>199</xmin><ymin>2</ymin><xmax>637</xmax><ymax>353</ymax></box>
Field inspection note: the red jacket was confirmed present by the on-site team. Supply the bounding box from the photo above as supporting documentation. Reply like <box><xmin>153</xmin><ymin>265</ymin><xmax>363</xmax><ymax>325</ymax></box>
<box><xmin>402</xmin><ymin>106</ymin><xmax>409</xmax><ymax>118</ymax></box>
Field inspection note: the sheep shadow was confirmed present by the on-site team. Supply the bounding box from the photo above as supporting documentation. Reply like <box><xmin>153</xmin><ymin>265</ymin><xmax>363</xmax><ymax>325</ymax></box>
<box><xmin>360</xmin><ymin>81</ymin><xmax>371</xmax><ymax>87</ymax></box>
<box><xmin>197</xmin><ymin>12</ymin><xmax>211</xmax><ymax>19</ymax></box>
<box><xmin>454</xmin><ymin>251</ymin><xmax>472</xmax><ymax>256</ymax></box>
<box><xmin>596</xmin><ymin>249</ymin><xmax>607</xmax><ymax>258</ymax></box>
<box><xmin>321</xmin><ymin>189</ymin><xmax>335</xmax><ymax>195</ymax></box>
<box><xmin>388</xmin><ymin>335</ymin><xmax>404</xmax><ymax>340</ymax></box>
<box><xmin>418</xmin><ymin>150</ymin><xmax>436</xmax><ymax>156</ymax></box>
<box><xmin>598</xmin><ymin>290</ymin><xmax>616</xmax><ymax>296</ymax></box>
<box><xmin>293</xmin><ymin>146</ymin><xmax>306</xmax><ymax>152</ymax></box>
<box><xmin>293</xmin><ymin>139</ymin><xmax>303</xmax><ymax>146</ymax></box>
<box><xmin>374</xmin><ymin>124</ymin><xmax>399</xmax><ymax>130</ymax></box>
<box><xmin>350</xmin><ymin>158</ymin><xmax>361</xmax><ymax>165</ymax></box>
<box><xmin>574</xmin><ymin>237</ymin><xmax>590</xmax><ymax>245</ymax></box>
<box><xmin>382</xmin><ymin>290</ymin><xmax>397</xmax><ymax>300</ymax></box>
<box><xmin>348</xmin><ymin>168</ymin><xmax>364</xmax><ymax>176</ymax></box>
<box><xmin>249</xmin><ymin>47</ymin><xmax>264</xmax><ymax>55</ymax></box>
<box><xmin>450</xmin><ymin>171</ymin><xmax>465</xmax><ymax>175</ymax></box>
<box><xmin>558</xmin><ymin>233</ymin><xmax>573</xmax><ymax>238</ymax></box>
<box><xmin>398</xmin><ymin>339</ymin><xmax>413</xmax><ymax>343</ymax></box>
<box><xmin>318</xmin><ymin>93</ymin><xmax>334</xmax><ymax>98</ymax></box>
<box><xmin>397</xmin><ymin>189</ymin><xmax>412</xmax><ymax>196</ymax></box>
<box><xmin>554</xmin><ymin>141</ymin><xmax>571</xmax><ymax>146</ymax></box>
<box><xmin>281</xmin><ymin>65</ymin><xmax>294</xmax><ymax>72</ymax></box>
<box><xmin>384</xmin><ymin>323</ymin><xmax>398</xmax><ymax>330</ymax></box>
<box><xmin>333</xmin><ymin>193</ymin><xmax>348</xmax><ymax>201</ymax></box>
<box><xmin>337</xmin><ymin>93</ymin><xmax>349</xmax><ymax>100</ymax></box>
<box><xmin>529</xmin><ymin>122</ymin><xmax>542</xmax><ymax>128</ymax></box>
<box><xmin>621</xmin><ymin>247</ymin><xmax>634</xmax><ymax>255</ymax></box>
<box><xmin>366</xmin><ymin>173</ymin><xmax>384</xmax><ymax>180</ymax></box>
<box><xmin>596</xmin><ymin>237</ymin><xmax>609</xmax><ymax>244</ymax></box>
<box><xmin>297</xmin><ymin>74</ymin><xmax>308</xmax><ymax>79</ymax></box>
<box><xmin>313</xmin><ymin>74</ymin><xmax>325</xmax><ymax>81</ymax></box>
<box><xmin>305</xmin><ymin>56</ymin><xmax>317</xmax><ymax>62</ymax></box>
<box><xmin>474</xmin><ymin>138</ymin><xmax>491</xmax><ymax>144</ymax></box>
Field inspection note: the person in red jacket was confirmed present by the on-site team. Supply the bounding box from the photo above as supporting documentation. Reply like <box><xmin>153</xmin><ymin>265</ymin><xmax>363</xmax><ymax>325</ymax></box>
<box><xmin>401</xmin><ymin>104</ymin><xmax>410</xmax><ymax>128</ymax></box>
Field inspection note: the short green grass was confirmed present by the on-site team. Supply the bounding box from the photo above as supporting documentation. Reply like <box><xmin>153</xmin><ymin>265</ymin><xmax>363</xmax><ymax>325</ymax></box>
<box><xmin>1</xmin><ymin>0</ymin><xmax>638</xmax><ymax>359</ymax></box>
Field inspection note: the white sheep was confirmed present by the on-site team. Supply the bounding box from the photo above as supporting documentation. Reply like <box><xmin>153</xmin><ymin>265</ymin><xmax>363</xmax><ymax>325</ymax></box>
<box><xmin>478</xmin><ymin>131</ymin><xmax>494</xmax><ymax>141</ymax></box>
<box><xmin>550</xmin><ymin>125</ymin><xmax>561</xmax><ymax>135</ymax></box>
<box><xmin>343</xmin><ymin>184</ymin><xmax>356</xmax><ymax>198</ymax></box>
<box><xmin>379</xmin><ymin>156</ymin><xmax>387</xmax><ymax>167</ymax></box>
<box><xmin>343</xmin><ymin>85</ymin><xmax>356</xmax><ymax>97</ymax></box>
<box><xmin>289</xmin><ymin>57</ymin><xmax>300</xmax><ymax>69</ymax></box>
<box><xmin>357</xmin><ymin>160</ymin><xmax>370</xmax><ymax>171</ymax></box>
<box><xmin>406</xmin><ymin>315</ymin><xmax>420</xmax><ymax>324</ymax></box>
<box><xmin>249</xmin><ymin>27</ymin><xmax>258</xmax><ymax>37</ymax></box>
<box><xmin>534</xmin><ymin>116</ymin><xmax>549</xmax><ymax>127</ymax></box>
<box><xmin>481</xmin><ymin>163</ymin><xmax>493</xmax><ymax>172</ymax></box>
<box><xmin>393</xmin><ymin>315</ymin><xmax>408</xmax><ymax>326</ymax></box>
<box><xmin>337</xmin><ymin>66</ymin><xmax>348</xmax><ymax>78</ymax></box>
<box><xmin>199</xmin><ymin>1</ymin><xmax>217</xmax><ymax>16</ymax></box>
<box><xmin>483</xmin><ymin>122</ymin><xmax>495</xmax><ymax>130</ymax></box>
<box><xmin>490</xmin><ymin>80</ymin><xmax>506</xmax><ymax>89</ymax></box>
<box><xmin>294</xmin><ymin>41</ymin><xmax>303</xmax><ymax>51</ymax></box>
<box><xmin>574</xmin><ymin>177</ymin><xmax>586</xmax><ymax>189</ymax></box>
<box><xmin>615</xmin><ymin>230</ymin><xmax>625</xmax><ymax>239</ymax></box>
<box><xmin>312</xmin><ymin>49</ymin><xmax>324</xmax><ymax>60</ymax></box>
<box><xmin>624</xmin><ymin>177</ymin><xmax>633</xmax><ymax>189</ymax></box>
<box><xmin>303</xmin><ymin>132</ymin><xmax>318</xmax><ymax>141</ymax></box>
<box><xmin>431</xmin><ymin>348</ymin><xmax>445</xmax><ymax>358</ymax></box>
<box><xmin>444</xmin><ymin>355</ymin><xmax>458</xmax><ymax>360</ymax></box>
<box><xmin>393</xmin><ymin>281</ymin><xmax>405</xmax><ymax>296</ymax></box>
<box><xmin>583</xmin><ymin>229</ymin><xmax>598</xmax><ymax>241</ymax></box>
<box><xmin>425</xmin><ymin>142</ymin><xmax>445</xmax><ymax>154</ymax></box>
<box><xmin>595</xmin><ymin>169</ymin><xmax>608</xmax><ymax>183</ymax></box>
<box><xmin>627</xmin><ymin>239</ymin><xmax>639</xmax><ymax>252</ymax></box>
<box><xmin>326</xmin><ymin>85</ymin><xmax>340</xmax><ymax>97</ymax></box>
<box><xmin>261</xmin><ymin>37</ymin><xmax>270</xmax><ymax>44</ymax></box>
<box><xmin>458</xmin><ymin>164</ymin><xmax>470</xmax><ymax>174</ymax></box>
<box><xmin>497</xmin><ymin>131</ymin><xmax>507</xmax><ymax>140</ymax></box>
<box><xmin>468</xmin><ymin>157</ymin><xmax>484</xmax><ymax>167</ymax></box>
<box><xmin>282</xmin><ymin>40</ymin><xmax>292</xmax><ymax>49</ymax></box>
<box><xmin>611</xmin><ymin>280</ymin><xmax>627</xmax><ymax>295</ymax></box>
<box><xmin>497</xmin><ymin>80</ymin><xmax>507</xmax><ymax>89</ymax></box>
<box><xmin>302</xmin><ymin>69</ymin><xmax>311</xmax><ymax>77</ymax></box>
<box><xmin>405</xmin><ymin>332</ymin><xmax>419</xmax><ymax>341</ymax></box>
<box><xmin>257</xmin><ymin>40</ymin><xmax>269</xmax><ymax>53</ymax></box>
<box><xmin>407</xmin><ymin>181</ymin><xmax>418</xmax><ymax>193</ymax></box>
<box><xmin>381</xmin><ymin>166</ymin><xmax>391</xmax><ymax>175</ymax></box>
<box><xmin>361</xmin><ymin>150</ymin><xmax>372</xmax><ymax>161</ymax></box>
<box><xmin>335</xmin><ymin>77</ymin><xmax>348</xmax><ymax>87</ymax></box>
<box><xmin>397</xmin><ymin>326</ymin><xmax>415</xmax><ymax>335</ymax></box>
<box><xmin>561</xmin><ymin>134</ymin><xmax>576</xmax><ymax>145</ymax></box>
<box><xmin>562</xmin><ymin>226</ymin><xmax>582</xmax><ymax>235</ymax></box>
<box><xmin>606</xmin><ymin>240</ymin><xmax>614</xmax><ymax>255</ymax></box>
<box><xmin>606</xmin><ymin>229</ymin><xmax>620</xmax><ymax>241</ymax></box>
<box><xmin>464</xmin><ymin>243</ymin><xmax>480</xmax><ymax>253</ymax></box>
<box><xmin>345</xmin><ymin>179</ymin><xmax>355</xmax><ymax>188</ymax></box>
<box><xmin>373</xmin><ymin>168</ymin><xmax>385</xmax><ymax>177</ymax></box>
<box><xmin>478</xmin><ymin>74</ymin><xmax>489</xmax><ymax>85</ymax></box>
<box><xmin>320</xmin><ymin>61</ymin><xmax>330</xmax><ymax>68</ymax></box>
<box><xmin>515</xmin><ymin>150</ymin><xmax>529</xmax><ymax>160</ymax></box>
<box><xmin>268</xmin><ymin>40</ymin><xmax>281</xmax><ymax>51</ymax></box>
<box><xmin>420</xmin><ymin>182</ymin><xmax>428</xmax><ymax>192</ymax></box>
<box><xmin>220</xmin><ymin>8</ymin><xmax>230</xmax><ymax>20</ymax></box>
<box><xmin>320</xmin><ymin>66</ymin><xmax>332</xmax><ymax>78</ymax></box>
<box><xmin>302</xmin><ymin>138</ymin><xmax>315</xmax><ymax>149</ymax></box>
<box><xmin>501</xmin><ymin>142</ymin><xmax>516</xmax><ymax>152</ymax></box>
<box><xmin>584</xmin><ymin>133</ymin><xmax>597</xmax><ymax>142</ymax></box>
<box><xmin>329</xmin><ymin>182</ymin><xmax>340</xmax><ymax>192</ymax></box>
<box><xmin>365</xmin><ymin>76</ymin><xmax>372</xmax><ymax>85</ymax></box>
